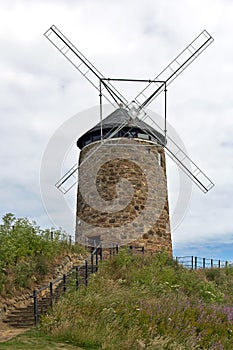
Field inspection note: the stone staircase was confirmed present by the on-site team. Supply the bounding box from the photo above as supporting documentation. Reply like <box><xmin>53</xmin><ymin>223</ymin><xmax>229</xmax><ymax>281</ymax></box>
<box><xmin>1</xmin><ymin>246</ymin><xmax>120</xmax><ymax>332</ymax></box>
<box><xmin>2</xmin><ymin>263</ymin><xmax>91</xmax><ymax>329</ymax></box>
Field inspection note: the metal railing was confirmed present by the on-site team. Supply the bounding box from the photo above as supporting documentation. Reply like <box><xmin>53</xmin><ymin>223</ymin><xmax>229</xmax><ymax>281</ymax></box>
<box><xmin>32</xmin><ymin>245</ymin><xmax>106</xmax><ymax>325</ymax></box>
<box><xmin>176</xmin><ymin>256</ymin><xmax>232</xmax><ymax>270</ymax></box>
<box><xmin>31</xmin><ymin>249</ymin><xmax>232</xmax><ymax>325</ymax></box>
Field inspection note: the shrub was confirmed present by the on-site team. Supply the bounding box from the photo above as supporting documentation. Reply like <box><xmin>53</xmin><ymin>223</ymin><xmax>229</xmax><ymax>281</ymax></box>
<box><xmin>0</xmin><ymin>213</ymin><xmax>84</xmax><ymax>295</ymax></box>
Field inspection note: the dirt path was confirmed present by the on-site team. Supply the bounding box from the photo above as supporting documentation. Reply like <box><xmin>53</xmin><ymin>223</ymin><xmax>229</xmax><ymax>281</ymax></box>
<box><xmin>0</xmin><ymin>321</ymin><xmax>29</xmax><ymax>342</ymax></box>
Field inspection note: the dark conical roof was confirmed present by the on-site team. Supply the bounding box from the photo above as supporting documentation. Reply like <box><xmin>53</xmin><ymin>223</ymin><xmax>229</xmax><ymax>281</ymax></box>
<box><xmin>77</xmin><ymin>108</ymin><xmax>165</xmax><ymax>149</ymax></box>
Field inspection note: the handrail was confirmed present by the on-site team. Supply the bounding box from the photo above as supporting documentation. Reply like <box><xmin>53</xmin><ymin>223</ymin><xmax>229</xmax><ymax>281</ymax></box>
<box><xmin>31</xmin><ymin>245</ymin><xmax>117</xmax><ymax>325</ymax></box>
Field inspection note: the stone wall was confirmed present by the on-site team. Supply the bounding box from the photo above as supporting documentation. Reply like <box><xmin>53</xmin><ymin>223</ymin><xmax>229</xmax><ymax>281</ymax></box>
<box><xmin>76</xmin><ymin>137</ymin><xmax>172</xmax><ymax>256</ymax></box>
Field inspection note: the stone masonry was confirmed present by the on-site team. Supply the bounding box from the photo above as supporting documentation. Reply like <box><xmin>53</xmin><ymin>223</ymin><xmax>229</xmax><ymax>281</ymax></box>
<box><xmin>76</xmin><ymin>137</ymin><xmax>172</xmax><ymax>256</ymax></box>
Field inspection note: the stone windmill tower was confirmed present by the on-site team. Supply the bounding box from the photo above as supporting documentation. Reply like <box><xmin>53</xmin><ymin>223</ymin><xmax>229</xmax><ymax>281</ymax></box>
<box><xmin>76</xmin><ymin>107</ymin><xmax>171</xmax><ymax>254</ymax></box>
<box><xmin>44</xmin><ymin>25</ymin><xmax>214</xmax><ymax>254</ymax></box>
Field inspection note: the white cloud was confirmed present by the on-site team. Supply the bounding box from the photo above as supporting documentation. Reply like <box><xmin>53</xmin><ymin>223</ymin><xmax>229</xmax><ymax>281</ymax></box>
<box><xmin>0</xmin><ymin>0</ymin><xmax>232</xmax><ymax>259</ymax></box>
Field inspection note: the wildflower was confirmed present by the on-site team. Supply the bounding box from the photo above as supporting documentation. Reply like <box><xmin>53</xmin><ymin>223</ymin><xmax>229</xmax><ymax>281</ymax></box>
<box><xmin>170</xmin><ymin>284</ymin><xmax>180</xmax><ymax>289</ymax></box>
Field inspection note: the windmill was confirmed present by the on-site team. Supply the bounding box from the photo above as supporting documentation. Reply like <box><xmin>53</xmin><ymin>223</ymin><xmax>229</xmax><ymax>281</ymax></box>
<box><xmin>44</xmin><ymin>25</ymin><xmax>214</xmax><ymax>253</ymax></box>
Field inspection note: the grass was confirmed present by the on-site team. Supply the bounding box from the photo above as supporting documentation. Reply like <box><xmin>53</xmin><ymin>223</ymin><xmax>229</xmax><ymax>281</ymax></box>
<box><xmin>0</xmin><ymin>330</ymin><xmax>84</xmax><ymax>350</ymax></box>
<box><xmin>1</xmin><ymin>247</ymin><xmax>233</xmax><ymax>349</ymax></box>
<box><xmin>36</xmin><ymin>249</ymin><xmax>233</xmax><ymax>350</ymax></box>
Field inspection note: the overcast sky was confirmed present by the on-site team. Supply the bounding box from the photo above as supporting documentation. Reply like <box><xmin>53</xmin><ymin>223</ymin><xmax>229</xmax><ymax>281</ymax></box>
<box><xmin>0</xmin><ymin>0</ymin><xmax>232</xmax><ymax>260</ymax></box>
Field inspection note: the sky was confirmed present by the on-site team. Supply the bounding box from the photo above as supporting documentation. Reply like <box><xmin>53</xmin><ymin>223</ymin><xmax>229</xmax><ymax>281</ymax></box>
<box><xmin>0</xmin><ymin>0</ymin><xmax>232</xmax><ymax>261</ymax></box>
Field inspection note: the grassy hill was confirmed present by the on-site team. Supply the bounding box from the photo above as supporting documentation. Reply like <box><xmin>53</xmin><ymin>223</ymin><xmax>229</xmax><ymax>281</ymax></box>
<box><xmin>36</xmin><ymin>249</ymin><xmax>233</xmax><ymax>350</ymax></box>
<box><xmin>0</xmin><ymin>215</ymin><xmax>232</xmax><ymax>349</ymax></box>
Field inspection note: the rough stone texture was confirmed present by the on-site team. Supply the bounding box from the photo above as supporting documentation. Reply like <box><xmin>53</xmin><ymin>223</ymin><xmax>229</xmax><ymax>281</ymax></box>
<box><xmin>76</xmin><ymin>138</ymin><xmax>172</xmax><ymax>256</ymax></box>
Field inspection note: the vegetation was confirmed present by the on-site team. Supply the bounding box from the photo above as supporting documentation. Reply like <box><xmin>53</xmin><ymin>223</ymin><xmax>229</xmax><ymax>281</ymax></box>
<box><xmin>0</xmin><ymin>330</ymin><xmax>84</xmax><ymax>350</ymax></box>
<box><xmin>0</xmin><ymin>213</ymin><xmax>85</xmax><ymax>296</ymax></box>
<box><xmin>0</xmin><ymin>221</ymin><xmax>232</xmax><ymax>349</ymax></box>
<box><xmin>38</xmin><ymin>249</ymin><xmax>233</xmax><ymax>350</ymax></box>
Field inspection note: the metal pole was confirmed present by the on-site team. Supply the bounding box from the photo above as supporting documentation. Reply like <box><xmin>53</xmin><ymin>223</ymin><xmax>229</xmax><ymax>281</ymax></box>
<box><xmin>195</xmin><ymin>257</ymin><xmax>197</xmax><ymax>269</ymax></box>
<box><xmin>191</xmin><ymin>256</ymin><xmax>194</xmax><ymax>270</ymax></box>
<box><xmin>63</xmin><ymin>274</ymin><xmax>67</xmax><ymax>292</ymax></box>
<box><xmin>100</xmin><ymin>246</ymin><xmax>103</xmax><ymax>261</ymax></box>
<box><xmin>91</xmin><ymin>254</ymin><xmax>94</xmax><ymax>273</ymax></box>
<box><xmin>33</xmin><ymin>289</ymin><xmax>38</xmax><ymax>326</ymax></box>
<box><xmin>96</xmin><ymin>250</ymin><xmax>98</xmax><ymax>272</ymax></box>
<box><xmin>85</xmin><ymin>260</ymin><xmax>88</xmax><ymax>286</ymax></box>
<box><xmin>99</xmin><ymin>80</ymin><xmax>103</xmax><ymax>141</ymax></box>
<box><xmin>203</xmin><ymin>258</ymin><xmax>205</xmax><ymax>269</ymax></box>
<box><xmin>76</xmin><ymin>266</ymin><xmax>79</xmax><ymax>290</ymax></box>
<box><xmin>211</xmin><ymin>259</ymin><xmax>213</xmax><ymax>268</ymax></box>
<box><xmin>164</xmin><ymin>83</ymin><xmax>167</xmax><ymax>144</ymax></box>
<box><xmin>49</xmin><ymin>282</ymin><xmax>53</xmax><ymax>307</ymax></box>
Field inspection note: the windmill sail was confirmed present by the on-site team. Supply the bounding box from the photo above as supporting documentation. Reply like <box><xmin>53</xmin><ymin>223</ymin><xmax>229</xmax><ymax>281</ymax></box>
<box><xmin>133</xmin><ymin>30</ymin><xmax>214</xmax><ymax>110</ymax></box>
<box><xmin>44</xmin><ymin>25</ymin><xmax>127</xmax><ymax>107</ymax></box>
<box><xmin>55</xmin><ymin>120</ymin><xmax>129</xmax><ymax>193</ymax></box>
<box><xmin>45</xmin><ymin>25</ymin><xmax>214</xmax><ymax>194</ymax></box>
<box><xmin>132</xmin><ymin>113</ymin><xmax>214</xmax><ymax>193</ymax></box>
<box><xmin>56</xmin><ymin>107</ymin><xmax>214</xmax><ymax>194</ymax></box>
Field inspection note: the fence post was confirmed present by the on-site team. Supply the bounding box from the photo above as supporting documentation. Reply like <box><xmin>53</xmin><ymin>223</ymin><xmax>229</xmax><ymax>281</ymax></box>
<box><xmin>33</xmin><ymin>289</ymin><xmax>38</xmax><ymax>326</ymax></box>
<box><xmin>225</xmin><ymin>261</ymin><xmax>228</xmax><ymax>268</ymax></box>
<box><xmin>203</xmin><ymin>258</ymin><xmax>205</xmax><ymax>269</ymax></box>
<box><xmin>49</xmin><ymin>282</ymin><xmax>53</xmax><ymax>307</ymax></box>
<box><xmin>91</xmin><ymin>254</ymin><xmax>94</xmax><ymax>273</ymax></box>
<box><xmin>76</xmin><ymin>266</ymin><xmax>79</xmax><ymax>290</ymax></box>
<box><xmin>142</xmin><ymin>246</ymin><xmax>145</xmax><ymax>254</ymax></box>
<box><xmin>191</xmin><ymin>256</ymin><xmax>194</xmax><ymax>270</ymax></box>
<box><xmin>116</xmin><ymin>244</ymin><xmax>119</xmax><ymax>254</ymax></box>
<box><xmin>63</xmin><ymin>274</ymin><xmax>67</xmax><ymax>292</ymax></box>
<box><xmin>100</xmin><ymin>246</ymin><xmax>103</xmax><ymax>261</ymax></box>
<box><xmin>194</xmin><ymin>257</ymin><xmax>197</xmax><ymax>270</ymax></box>
<box><xmin>85</xmin><ymin>260</ymin><xmax>88</xmax><ymax>286</ymax></box>
<box><xmin>96</xmin><ymin>249</ymin><xmax>98</xmax><ymax>272</ymax></box>
<box><xmin>211</xmin><ymin>259</ymin><xmax>213</xmax><ymax>268</ymax></box>
<box><xmin>218</xmin><ymin>260</ymin><xmax>221</xmax><ymax>268</ymax></box>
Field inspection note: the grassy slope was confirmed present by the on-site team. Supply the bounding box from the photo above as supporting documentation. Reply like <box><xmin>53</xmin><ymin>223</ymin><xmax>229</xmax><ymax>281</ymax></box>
<box><xmin>1</xmin><ymin>250</ymin><xmax>233</xmax><ymax>350</ymax></box>
<box><xmin>36</xmin><ymin>249</ymin><xmax>233</xmax><ymax>350</ymax></box>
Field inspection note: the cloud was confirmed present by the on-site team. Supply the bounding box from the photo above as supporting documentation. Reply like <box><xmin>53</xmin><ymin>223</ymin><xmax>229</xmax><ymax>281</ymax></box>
<box><xmin>0</xmin><ymin>0</ymin><xmax>232</xmax><ymax>259</ymax></box>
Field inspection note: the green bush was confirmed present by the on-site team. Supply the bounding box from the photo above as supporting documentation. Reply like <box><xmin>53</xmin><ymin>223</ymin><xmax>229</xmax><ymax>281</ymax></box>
<box><xmin>0</xmin><ymin>213</ymin><xmax>85</xmax><ymax>295</ymax></box>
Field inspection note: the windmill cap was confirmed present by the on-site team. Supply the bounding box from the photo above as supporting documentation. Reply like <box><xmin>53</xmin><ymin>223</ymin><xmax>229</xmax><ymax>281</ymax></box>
<box><xmin>76</xmin><ymin>107</ymin><xmax>165</xmax><ymax>149</ymax></box>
